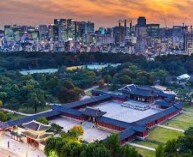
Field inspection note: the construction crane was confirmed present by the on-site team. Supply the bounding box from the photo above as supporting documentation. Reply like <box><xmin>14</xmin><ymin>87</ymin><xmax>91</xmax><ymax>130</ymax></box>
<box><xmin>182</xmin><ymin>17</ymin><xmax>187</xmax><ymax>27</ymax></box>
<box><xmin>163</xmin><ymin>18</ymin><xmax>167</xmax><ymax>28</ymax></box>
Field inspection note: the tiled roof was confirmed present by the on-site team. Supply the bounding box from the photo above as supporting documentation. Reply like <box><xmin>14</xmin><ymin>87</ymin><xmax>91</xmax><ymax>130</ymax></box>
<box><xmin>23</xmin><ymin>131</ymin><xmax>52</xmax><ymax>140</ymax></box>
<box><xmin>154</xmin><ymin>100</ymin><xmax>171</xmax><ymax>108</ymax></box>
<box><xmin>52</xmin><ymin>105</ymin><xmax>83</xmax><ymax>116</ymax></box>
<box><xmin>121</xmin><ymin>84</ymin><xmax>158</xmax><ymax>97</ymax></box>
<box><xmin>120</xmin><ymin>84</ymin><xmax>176</xmax><ymax>99</ymax></box>
<box><xmin>0</xmin><ymin>121</ymin><xmax>7</xmax><ymax>129</ymax></box>
<box><xmin>118</xmin><ymin>127</ymin><xmax>135</xmax><ymax>141</ymax></box>
<box><xmin>173</xmin><ymin>102</ymin><xmax>183</xmax><ymax>110</ymax></box>
<box><xmin>64</xmin><ymin>95</ymin><xmax>112</xmax><ymax>108</ymax></box>
<box><xmin>136</xmin><ymin>103</ymin><xmax>183</xmax><ymax>126</ymax></box>
<box><xmin>23</xmin><ymin>120</ymin><xmax>50</xmax><ymax>131</ymax></box>
<box><xmin>82</xmin><ymin>107</ymin><xmax>106</xmax><ymax>117</ymax></box>
<box><xmin>2</xmin><ymin>110</ymin><xmax>61</xmax><ymax>129</ymax></box>
<box><xmin>98</xmin><ymin>116</ymin><xmax>131</xmax><ymax>129</ymax></box>
<box><xmin>91</xmin><ymin>90</ymin><xmax>127</xmax><ymax>99</ymax></box>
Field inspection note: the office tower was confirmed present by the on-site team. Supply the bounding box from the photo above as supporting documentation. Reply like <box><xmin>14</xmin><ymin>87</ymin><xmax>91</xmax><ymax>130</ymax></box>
<box><xmin>39</xmin><ymin>25</ymin><xmax>48</xmax><ymax>41</ymax></box>
<box><xmin>137</xmin><ymin>17</ymin><xmax>147</xmax><ymax>27</ymax></box>
<box><xmin>4</xmin><ymin>25</ymin><xmax>14</xmax><ymax>42</ymax></box>
<box><xmin>184</xmin><ymin>32</ymin><xmax>193</xmax><ymax>55</ymax></box>
<box><xmin>146</xmin><ymin>24</ymin><xmax>160</xmax><ymax>37</ymax></box>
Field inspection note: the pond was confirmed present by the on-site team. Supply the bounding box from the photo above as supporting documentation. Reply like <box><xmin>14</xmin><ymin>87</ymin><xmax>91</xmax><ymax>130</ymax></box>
<box><xmin>67</xmin><ymin>63</ymin><xmax>121</xmax><ymax>71</ymax></box>
<box><xmin>20</xmin><ymin>63</ymin><xmax>121</xmax><ymax>75</ymax></box>
<box><xmin>20</xmin><ymin>69</ymin><xmax>58</xmax><ymax>75</ymax></box>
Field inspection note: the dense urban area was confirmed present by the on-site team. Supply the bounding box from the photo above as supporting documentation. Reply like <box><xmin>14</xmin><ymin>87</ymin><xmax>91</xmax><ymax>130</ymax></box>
<box><xmin>1</xmin><ymin>0</ymin><xmax>193</xmax><ymax>156</ymax></box>
<box><xmin>0</xmin><ymin>17</ymin><xmax>193</xmax><ymax>57</ymax></box>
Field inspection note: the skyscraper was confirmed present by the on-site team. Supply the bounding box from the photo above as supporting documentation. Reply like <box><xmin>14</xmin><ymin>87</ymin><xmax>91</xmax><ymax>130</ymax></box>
<box><xmin>38</xmin><ymin>25</ymin><xmax>48</xmax><ymax>41</ymax></box>
<box><xmin>137</xmin><ymin>17</ymin><xmax>147</xmax><ymax>27</ymax></box>
<box><xmin>184</xmin><ymin>32</ymin><xmax>193</xmax><ymax>55</ymax></box>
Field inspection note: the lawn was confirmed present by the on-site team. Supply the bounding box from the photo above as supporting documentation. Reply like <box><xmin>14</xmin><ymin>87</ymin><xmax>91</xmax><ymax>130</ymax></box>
<box><xmin>133</xmin><ymin>127</ymin><xmax>183</xmax><ymax>149</ymax></box>
<box><xmin>132</xmin><ymin>105</ymin><xmax>193</xmax><ymax>156</ymax></box>
<box><xmin>148</xmin><ymin>127</ymin><xmax>183</xmax><ymax>143</ymax></box>
<box><xmin>162</xmin><ymin>113</ymin><xmax>193</xmax><ymax>130</ymax></box>
<box><xmin>135</xmin><ymin>148</ymin><xmax>155</xmax><ymax>157</ymax></box>
<box><xmin>161</xmin><ymin>103</ymin><xmax>193</xmax><ymax>130</ymax></box>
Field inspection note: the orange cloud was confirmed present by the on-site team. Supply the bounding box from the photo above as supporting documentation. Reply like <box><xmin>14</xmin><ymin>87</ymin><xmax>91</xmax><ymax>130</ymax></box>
<box><xmin>0</xmin><ymin>0</ymin><xmax>192</xmax><ymax>28</ymax></box>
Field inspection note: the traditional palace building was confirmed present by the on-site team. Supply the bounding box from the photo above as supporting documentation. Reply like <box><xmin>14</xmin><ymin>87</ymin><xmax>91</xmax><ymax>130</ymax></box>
<box><xmin>0</xmin><ymin>84</ymin><xmax>183</xmax><ymax>145</ymax></box>
<box><xmin>22</xmin><ymin>121</ymin><xmax>53</xmax><ymax>148</ymax></box>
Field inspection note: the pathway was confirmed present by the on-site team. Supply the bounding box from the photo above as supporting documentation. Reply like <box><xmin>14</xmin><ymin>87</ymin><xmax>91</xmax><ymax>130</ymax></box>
<box><xmin>84</xmin><ymin>85</ymin><xmax>99</xmax><ymax>93</ymax></box>
<box><xmin>158</xmin><ymin>124</ymin><xmax>185</xmax><ymax>132</ymax></box>
<box><xmin>127</xmin><ymin>142</ymin><xmax>156</xmax><ymax>151</ymax></box>
<box><xmin>0</xmin><ymin>147</ymin><xmax>20</xmax><ymax>157</ymax></box>
<box><xmin>0</xmin><ymin>134</ymin><xmax>46</xmax><ymax>157</ymax></box>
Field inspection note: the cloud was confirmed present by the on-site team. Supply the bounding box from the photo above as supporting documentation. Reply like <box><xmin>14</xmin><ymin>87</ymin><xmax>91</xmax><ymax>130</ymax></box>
<box><xmin>0</xmin><ymin>0</ymin><xmax>193</xmax><ymax>28</ymax></box>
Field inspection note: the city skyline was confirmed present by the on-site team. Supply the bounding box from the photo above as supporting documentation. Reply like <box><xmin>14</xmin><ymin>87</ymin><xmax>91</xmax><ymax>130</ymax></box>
<box><xmin>0</xmin><ymin>0</ymin><xmax>193</xmax><ymax>29</ymax></box>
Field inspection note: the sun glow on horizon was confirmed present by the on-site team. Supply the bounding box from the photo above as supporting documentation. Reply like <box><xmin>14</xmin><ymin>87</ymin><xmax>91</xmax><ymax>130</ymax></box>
<box><xmin>0</xmin><ymin>0</ymin><xmax>192</xmax><ymax>28</ymax></box>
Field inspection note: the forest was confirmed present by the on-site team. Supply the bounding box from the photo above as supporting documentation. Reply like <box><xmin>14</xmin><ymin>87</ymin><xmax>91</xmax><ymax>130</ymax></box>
<box><xmin>0</xmin><ymin>52</ymin><xmax>193</xmax><ymax>113</ymax></box>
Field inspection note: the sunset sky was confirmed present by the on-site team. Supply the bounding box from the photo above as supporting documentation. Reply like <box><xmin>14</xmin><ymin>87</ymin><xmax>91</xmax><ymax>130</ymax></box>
<box><xmin>0</xmin><ymin>0</ymin><xmax>193</xmax><ymax>28</ymax></box>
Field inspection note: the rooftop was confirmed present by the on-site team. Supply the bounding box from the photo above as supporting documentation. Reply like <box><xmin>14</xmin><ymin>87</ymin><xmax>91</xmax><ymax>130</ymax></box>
<box><xmin>93</xmin><ymin>101</ymin><xmax>160</xmax><ymax>123</ymax></box>
<box><xmin>120</xmin><ymin>84</ymin><xmax>160</xmax><ymax>97</ymax></box>
<box><xmin>82</xmin><ymin>107</ymin><xmax>107</xmax><ymax>117</ymax></box>
<box><xmin>177</xmin><ymin>74</ymin><xmax>190</xmax><ymax>80</ymax></box>
<box><xmin>23</xmin><ymin>120</ymin><xmax>50</xmax><ymax>131</ymax></box>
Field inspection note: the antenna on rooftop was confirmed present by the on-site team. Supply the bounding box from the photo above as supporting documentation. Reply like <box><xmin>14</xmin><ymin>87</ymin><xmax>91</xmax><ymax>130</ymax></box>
<box><xmin>183</xmin><ymin>17</ymin><xmax>187</xmax><ymax>27</ymax></box>
<box><xmin>163</xmin><ymin>18</ymin><xmax>167</xmax><ymax>28</ymax></box>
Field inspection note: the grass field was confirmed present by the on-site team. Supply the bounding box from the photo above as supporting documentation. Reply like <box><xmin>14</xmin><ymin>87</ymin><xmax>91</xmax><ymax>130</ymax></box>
<box><xmin>162</xmin><ymin>113</ymin><xmax>193</xmax><ymax>130</ymax></box>
<box><xmin>148</xmin><ymin>127</ymin><xmax>183</xmax><ymax>143</ymax></box>
<box><xmin>133</xmin><ymin>127</ymin><xmax>184</xmax><ymax>156</ymax></box>
<box><xmin>135</xmin><ymin>148</ymin><xmax>155</xmax><ymax>157</ymax></box>
<box><xmin>161</xmin><ymin>104</ymin><xmax>193</xmax><ymax>130</ymax></box>
<box><xmin>133</xmin><ymin>104</ymin><xmax>193</xmax><ymax>157</ymax></box>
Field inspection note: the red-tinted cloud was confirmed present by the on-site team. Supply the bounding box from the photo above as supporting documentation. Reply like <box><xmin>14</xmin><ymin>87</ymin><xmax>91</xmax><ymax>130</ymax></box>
<box><xmin>0</xmin><ymin>0</ymin><xmax>192</xmax><ymax>28</ymax></box>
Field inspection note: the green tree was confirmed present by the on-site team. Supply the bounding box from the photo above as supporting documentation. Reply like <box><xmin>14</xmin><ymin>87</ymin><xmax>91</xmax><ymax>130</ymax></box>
<box><xmin>37</xmin><ymin>117</ymin><xmax>49</xmax><ymax>125</ymax></box>
<box><xmin>0</xmin><ymin>100</ymin><xmax>3</xmax><ymax>108</ymax></box>
<box><xmin>156</xmin><ymin>144</ymin><xmax>164</xmax><ymax>157</ymax></box>
<box><xmin>98</xmin><ymin>79</ymin><xmax>105</xmax><ymax>88</ymax></box>
<box><xmin>121</xmin><ymin>145</ymin><xmax>141</xmax><ymax>157</ymax></box>
<box><xmin>48</xmin><ymin>151</ymin><xmax>58</xmax><ymax>157</ymax></box>
<box><xmin>105</xmin><ymin>134</ymin><xmax>121</xmax><ymax>157</ymax></box>
<box><xmin>164</xmin><ymin>140</ymin><xmax>178</xmax><ymax>155</ymax></box>
<box><xmin>49</xmin><ymin>123</ymin><xmax>63</xmax><ymax>134</ymax></box>
<box><xmin>104</xmin><ymin>75</ymin><xmax>112</xmax><ymax>84</ymax></box>
<box><xmin>0</xmin><ymin>92</ymin><xmax>7</xmax><ymax>102</ymax></box>
<box><xmin>0</xmin><ymin>111</ymin><xmax>7</xmax><ymax>122</ymax></box>
<box><xmin>27</xmin><ymin>92</ymin><xmax>39</xmax><ymax>113</ymax></box>
<box><xmin>93</xmin><ymin>146</ymin><xmax>111</xmax><ymax>157</ymax></box>
<box><xmin>44</xmin><ymin>137</ymin><xmax>63</xmax><ymax>156</ymax></box>
<box><xmin>68</xmin><ymin>125</ymin><xmax>84</xmax><ymax>139</ymax></box>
